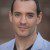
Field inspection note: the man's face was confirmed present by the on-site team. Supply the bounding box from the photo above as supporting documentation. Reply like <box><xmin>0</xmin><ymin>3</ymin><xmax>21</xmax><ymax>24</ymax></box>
<box><xmin>9</xmin><ymin>1</ymin><xmax>42</xmax><ymax>37</ymax></box>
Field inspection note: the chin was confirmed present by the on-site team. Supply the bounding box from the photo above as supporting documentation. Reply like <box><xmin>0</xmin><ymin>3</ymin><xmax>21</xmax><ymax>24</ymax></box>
<box><xmin>15</xmin><ymin>29</ymin><xmax>31</xmax><ymax>37</ymax></box>
<box><xmin>16</xmin><ymin>32</ymin><xmax>30</xmax><ymax>37</ymax></box>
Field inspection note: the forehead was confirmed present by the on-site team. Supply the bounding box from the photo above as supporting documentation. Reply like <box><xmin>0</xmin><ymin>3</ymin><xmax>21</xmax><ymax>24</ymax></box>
<box><xmin>13</xmin><ymin>0</ymin><xmax>37</xmax><ymax>12</ymax></box>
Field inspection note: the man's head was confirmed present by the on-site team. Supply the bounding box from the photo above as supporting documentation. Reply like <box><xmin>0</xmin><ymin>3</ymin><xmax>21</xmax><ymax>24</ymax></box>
<box><xmin>9</xmin><ymin>0</ymin><xmax>42</xmax><ymax>37</ymax></box>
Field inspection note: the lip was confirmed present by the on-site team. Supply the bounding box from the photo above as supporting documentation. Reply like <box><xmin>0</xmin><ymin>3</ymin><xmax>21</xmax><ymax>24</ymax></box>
<box><xmin>18</xmin><ymin>27</ymin><xmax>28</xmax><ymax>29</ymax></box>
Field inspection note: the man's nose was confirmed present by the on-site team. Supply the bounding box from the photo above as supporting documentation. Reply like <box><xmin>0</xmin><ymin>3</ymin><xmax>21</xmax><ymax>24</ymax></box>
<box><xmin>20</xmin><ymin>16</ymin><xmax>27</xmax><ymax>25</ymax></box>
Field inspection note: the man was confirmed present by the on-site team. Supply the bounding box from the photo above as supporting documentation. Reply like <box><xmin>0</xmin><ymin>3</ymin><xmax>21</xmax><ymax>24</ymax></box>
<box><xmin>0</xmin><ymin>0</ymin><xmax>50</xmax><ymax>50</ymax></box>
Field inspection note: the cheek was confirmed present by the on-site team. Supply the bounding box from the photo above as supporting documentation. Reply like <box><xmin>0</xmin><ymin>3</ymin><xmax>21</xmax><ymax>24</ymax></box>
<box><xmin>12</xmin><ymin>17</ymin><xmax>20</xmax><ymax>31</ymax></box>
<box><xmin>12</xmin><ymin>17</ymin><xmax>20</xmax><ymax>25</ymax></box>
<box><xmin>27</xmin><ymin>18</ymin><xmax>37</xmax><ymax>27</ymax></box>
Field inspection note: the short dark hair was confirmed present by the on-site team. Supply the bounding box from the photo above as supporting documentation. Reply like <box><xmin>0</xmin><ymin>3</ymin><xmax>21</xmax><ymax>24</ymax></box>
<box><xmin>11</xmin><ymin>0</ymin><xmax>41</xmax><ymax>15</ymax></box>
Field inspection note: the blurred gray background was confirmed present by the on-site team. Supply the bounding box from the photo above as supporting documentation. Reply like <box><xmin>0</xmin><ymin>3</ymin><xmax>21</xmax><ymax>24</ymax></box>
<box><xmin>0</xmin><ymin>0</ymin><xmax>50</xmax><ymax>44</ymax></box>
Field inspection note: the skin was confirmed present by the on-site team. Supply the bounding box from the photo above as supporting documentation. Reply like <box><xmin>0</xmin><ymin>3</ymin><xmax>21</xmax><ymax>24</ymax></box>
<box><xmin>9</xmin><ymin>0</ymin><xmax>42</xmax><ymax>50</ymax></box>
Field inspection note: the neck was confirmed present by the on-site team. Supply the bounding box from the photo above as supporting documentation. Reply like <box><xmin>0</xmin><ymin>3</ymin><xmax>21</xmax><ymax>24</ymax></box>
<box><xmin>15</xmin><ymin>32</ymin><xmax>37</xmax><ymax>50</ymax></box>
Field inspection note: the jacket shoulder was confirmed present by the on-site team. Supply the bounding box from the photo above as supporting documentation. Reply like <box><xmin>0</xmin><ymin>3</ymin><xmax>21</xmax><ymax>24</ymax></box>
<box><xmin>41</xmin><ymin>38</ymin><xmax>50</xmax><ymax>50</ymax></box>
<box><xmin>0</xmin><ymin>39</ymin><xmax>15</xmax><ymax>50</ymax></box>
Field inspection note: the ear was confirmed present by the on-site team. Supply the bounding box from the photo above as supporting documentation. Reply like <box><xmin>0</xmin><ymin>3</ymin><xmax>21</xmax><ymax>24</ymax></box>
<box><xmin>37</xmin><ymin>12</ymin><xmax>43</xmax><ymax>24</ymax></box>
<box><xmin>9</xmin><ymin>11</ymin><xmax>13</xmax><ymax>23</ymax></box>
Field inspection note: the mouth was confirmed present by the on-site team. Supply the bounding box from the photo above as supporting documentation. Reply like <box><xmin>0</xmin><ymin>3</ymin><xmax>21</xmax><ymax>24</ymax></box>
<box><xmin>18</xmin><ymin>26</ymin><xmax>29</xmax><ymax>30</ymax></box>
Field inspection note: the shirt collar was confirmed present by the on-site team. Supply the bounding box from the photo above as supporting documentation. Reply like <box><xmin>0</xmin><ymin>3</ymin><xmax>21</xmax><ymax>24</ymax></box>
<box><xmin>31</xmin><ymin>32</ymin><xmax>43</xmax><ymax>50</ymax></box>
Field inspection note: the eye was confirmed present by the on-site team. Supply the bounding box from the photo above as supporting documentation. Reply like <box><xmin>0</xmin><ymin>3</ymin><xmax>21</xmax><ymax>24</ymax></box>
<box><xmin>14</xmin><ymin>12</ymin><xmax>21</xmax><ymax>18</ymax></box>
<box><xmin>15</xmin><ymin>13</ymin><xmax>20</xmax><ymax>16</ymax></box>
<box><xmin>27</xmin><ymin>14</ymin><xmax>34</xmax><ymax>18</ymax></box>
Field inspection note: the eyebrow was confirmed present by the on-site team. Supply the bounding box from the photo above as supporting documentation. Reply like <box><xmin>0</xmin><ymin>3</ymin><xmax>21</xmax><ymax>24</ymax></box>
<box><xmin>27</xmin><ymin>12</ymin><xmax>34</xmax><ymax>15</ymax></box>
<box><xmin>14</xmin><ymin>12</ymin><xmax>21</xmax><ymax>14</ymax></box>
